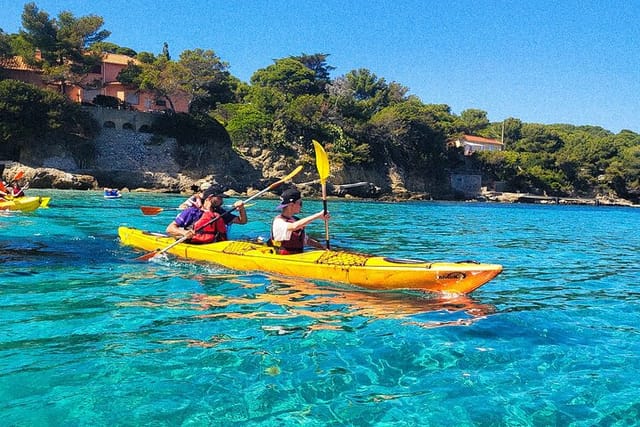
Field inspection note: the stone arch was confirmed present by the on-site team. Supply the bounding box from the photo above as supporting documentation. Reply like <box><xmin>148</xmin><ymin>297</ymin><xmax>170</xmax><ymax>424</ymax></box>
<box><xmin>122</xmin><ymin>122</ymin><xmax>134</xmax><ymax>131</ymax></box>
<box><xmin>139</xmin><ymin>124</ymin><xmax>152</xmax><ymax>133</ymax></box>
<box><xmin>104</xmin><ymin>121</ymin><xmax>115</xmax><ymax>128</ymax></box>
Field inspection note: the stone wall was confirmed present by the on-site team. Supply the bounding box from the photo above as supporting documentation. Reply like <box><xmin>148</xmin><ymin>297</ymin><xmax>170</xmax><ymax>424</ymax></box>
<box><xmin>83</xmin><ymin>106</ymin><xmax>159</xmax><ymax>132</ymax></box>
<box><xmin>450</xmin><ymin>174</ymin><xmax>481</xmax><ymax>196</ymax></box>
<box><xmin>91</xmin><ymin>128</ymin><xmax>180</xmax><ymax>173</ymax></box>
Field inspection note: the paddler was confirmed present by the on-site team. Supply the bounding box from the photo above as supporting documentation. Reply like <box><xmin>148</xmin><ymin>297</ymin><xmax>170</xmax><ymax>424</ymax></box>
<box><xmin>269</xmin><ymin>188</ymin><xmax>329</xmax><ymax>254</ymax></box>
<box><xmin>179</xmin><ymin>183</ymin><xmax>207</xmax><ymax>210</ymax></box>
<box><xmin>11</xmin><ymin>181</ymin><xmax>27</xmax><ymax>197</ymax></box>
<box><xmin>166</xmin><ymin>185</ymin><xmax>247</xmax><ymax>241</ymax></box>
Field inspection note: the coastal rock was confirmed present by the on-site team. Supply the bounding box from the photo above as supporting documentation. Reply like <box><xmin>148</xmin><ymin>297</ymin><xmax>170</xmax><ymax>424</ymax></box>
<box><xmin>2</xmin><ymin>163</ymin><xmax>98</xmax><ymax>190</ymax></box>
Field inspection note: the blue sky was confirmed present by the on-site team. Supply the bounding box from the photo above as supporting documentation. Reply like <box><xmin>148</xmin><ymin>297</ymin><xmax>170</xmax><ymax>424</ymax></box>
<box><xmin>1</xmin><ymin>0</ymin><xmax>639</xmax><ymax>133</ymax></box>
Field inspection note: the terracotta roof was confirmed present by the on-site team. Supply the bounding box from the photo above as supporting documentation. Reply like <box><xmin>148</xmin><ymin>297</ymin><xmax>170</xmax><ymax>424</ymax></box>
<box><xmin>0</xmin><ymin>56</ymin><xmax>41</xmax><ymax>72</ymax></box>
<box><xmin>101</xmin><ymin>53</ymin><xmax>139</xmax><ymax>66</ymax></box>
<box><xmin>460</xmin><ymin>135</ymin><xmax>503</xmax><ymax>145</ymax></box>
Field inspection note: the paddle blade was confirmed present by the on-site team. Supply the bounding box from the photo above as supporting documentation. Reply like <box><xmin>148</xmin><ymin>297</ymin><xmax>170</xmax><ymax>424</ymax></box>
<box><xmin>284</xmin><ymin>165</ymin><xmax>304</xmax><ymax>182</ymax></box>
<box><xmin>266</xmin><ymin>165</ymin><xmax>304</xmax><ymax>191</ymax></box>
<box><xmin>135</xmin><ymin>250</ymin><xmax>159</xmax><ymax>261</ymax></box>
<box><xmin>313</xmin><ymin>140</ymin><xmax>330</xmax><ymax>183</ymax></box>
<box><xmin>14</xmin><ymin>171</ymin><xmax>24</xmax><ymax>181</ymax></box>
<box><xmin>140</xmin><ymin>206</ymin><xmax>164</xmax><ymax>215</ymax></box>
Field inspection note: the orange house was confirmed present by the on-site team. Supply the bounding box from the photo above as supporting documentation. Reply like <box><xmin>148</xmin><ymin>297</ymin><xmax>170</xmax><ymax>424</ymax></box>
<box><xmin>68</xmin><ymin>53</ymin><xmax>189</xmax><ymax>113</ymax></box>
<box><xmin>1</xmin><ymin>52</ymin><xmax>189</xmax><ymax>113</ymax></box>
<box><xmin>0</xmin><ymin>55</ymin><xmax>45</xmax><ymax>86</ymax></box>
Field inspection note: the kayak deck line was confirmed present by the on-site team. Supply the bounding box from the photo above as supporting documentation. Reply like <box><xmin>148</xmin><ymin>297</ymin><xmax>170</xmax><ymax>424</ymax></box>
<box><xmin>121</xmin><ymin>226</ymin><xmax>502</xmax><ymax>294</ymax></box>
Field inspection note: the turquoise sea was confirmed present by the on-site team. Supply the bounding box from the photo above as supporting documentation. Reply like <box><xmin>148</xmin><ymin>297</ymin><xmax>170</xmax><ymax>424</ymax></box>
<box><xmin>1</xmin><ymin>189</ymin><xmax>639</xmax><ymax>426</ymax></box>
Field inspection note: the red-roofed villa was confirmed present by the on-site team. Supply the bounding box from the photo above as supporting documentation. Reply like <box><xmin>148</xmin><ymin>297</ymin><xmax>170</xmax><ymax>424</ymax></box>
<box><xmin>452</xmin><ymin>135</ymin><xmax>504</xmax><ymax>156</ymax></box>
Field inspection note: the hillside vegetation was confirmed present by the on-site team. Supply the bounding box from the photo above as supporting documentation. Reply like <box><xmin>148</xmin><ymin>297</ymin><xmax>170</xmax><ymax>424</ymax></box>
<box><xmin>1</xmin><ymin>3</ymin><xmax>638</xmax><ymax>202</ymax></box>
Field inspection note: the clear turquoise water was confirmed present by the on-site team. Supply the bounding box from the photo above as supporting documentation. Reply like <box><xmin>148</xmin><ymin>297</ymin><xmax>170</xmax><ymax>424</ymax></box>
<box><xmin>1</xmin><ymin>190</ymin><xmax>639</xmax><ymax>426</ymax></box>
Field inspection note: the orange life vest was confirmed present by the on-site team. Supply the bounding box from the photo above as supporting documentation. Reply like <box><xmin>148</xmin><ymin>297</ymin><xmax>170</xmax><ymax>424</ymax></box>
<box><xmin>189</xmin><ymin>211</ymin><xmax>227</xmax><ymax>244</ymax></box>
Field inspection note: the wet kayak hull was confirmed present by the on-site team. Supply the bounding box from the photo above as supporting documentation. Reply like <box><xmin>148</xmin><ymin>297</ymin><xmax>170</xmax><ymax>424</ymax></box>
<box><xmin>118</xmin><ymin>226</ymin><xmax>502</xmax><ymax>294</ymax></box>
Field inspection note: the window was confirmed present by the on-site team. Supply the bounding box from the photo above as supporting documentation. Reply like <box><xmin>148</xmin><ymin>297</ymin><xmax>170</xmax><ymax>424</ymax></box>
<box><xmin>125</xmin><ymin>93</ymin><xmax>140</xmax><ymax>105</ymax></box>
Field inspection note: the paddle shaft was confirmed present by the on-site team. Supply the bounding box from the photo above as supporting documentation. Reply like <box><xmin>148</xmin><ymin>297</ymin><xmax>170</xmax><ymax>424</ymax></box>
<box><xmin>140</xmin><ymin>204</ymin><xmax>254</xmax><ymax>216</ymax></box>
<box><xmin>143</xmin><ymin>209</ymin><xmax>229</xmax><ymax>259</ymax></box>
<box><xmin>321</xmin><ymin>184</ymin><xmax>330</xmax><ymax>249</ymax></box>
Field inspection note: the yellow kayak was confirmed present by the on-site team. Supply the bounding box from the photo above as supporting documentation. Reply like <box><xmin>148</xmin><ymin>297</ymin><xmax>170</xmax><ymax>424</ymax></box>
<box><xmin>118</xmin><ymin>226</ymin><xmax>502</xmax><ymax>294</ymax></box>
<box><xmin>0</xmin><ymin>196</ymin><xmax>50</xmax><ymax>212</ymax></box>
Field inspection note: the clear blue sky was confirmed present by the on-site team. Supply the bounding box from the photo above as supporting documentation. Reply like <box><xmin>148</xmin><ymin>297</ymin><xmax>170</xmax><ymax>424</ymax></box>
<box><xmin>1</xmin><ymin>0</ymin><xmax>639</xmax><ymax>133</ymax></box>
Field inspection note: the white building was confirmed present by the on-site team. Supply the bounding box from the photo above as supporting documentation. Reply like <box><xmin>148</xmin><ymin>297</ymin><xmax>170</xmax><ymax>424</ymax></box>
<box><xmin>453</xmin><ymin>135</ymin><xmax>504</xmax><ymax>156</ymax></box>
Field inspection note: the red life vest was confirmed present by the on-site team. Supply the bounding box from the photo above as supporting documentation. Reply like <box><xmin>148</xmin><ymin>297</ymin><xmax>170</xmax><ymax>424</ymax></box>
<box><xmin>189</xmin><ymin>211</ymin><xmax>227</xmax><ymax>244</ymax></box>
<box><xmin>270</xmin><ymin>215</ymin><xmax>305</xmax><ymax>254</ymax></box>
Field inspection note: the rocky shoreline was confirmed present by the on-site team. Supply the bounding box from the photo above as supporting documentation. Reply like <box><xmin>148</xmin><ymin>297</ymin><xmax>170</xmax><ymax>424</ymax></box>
<box><xmin>1</xmin><ymin>161</ymin><xmax>637</xmax><ymax>207</ymax></box>
<box><xmin>479</xmin><ymin>190</ymin><xmax>637</xmax><ymax>207</ymax></box>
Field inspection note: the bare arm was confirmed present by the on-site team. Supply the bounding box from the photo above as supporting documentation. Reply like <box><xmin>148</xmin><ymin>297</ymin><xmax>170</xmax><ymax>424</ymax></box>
<box><xmin>232</xmin><ymin>201</ymin><xmax>247</xmax><ymax>224</ymax></box>
<box><xmin>287</xmin><ymin>211</ymin><xmax>329</xmax><ymax>232</ymax></box>
<box><xmin>166</xmin><ymin>221</ymin><xmax>193</xmax><ymax>238</ymax></box>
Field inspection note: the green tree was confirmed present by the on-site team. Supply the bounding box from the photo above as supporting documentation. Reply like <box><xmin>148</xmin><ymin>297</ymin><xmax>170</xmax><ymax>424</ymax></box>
<box><xmin>290</xmin><ymin>53</ymin><xmax>334</xmax><ymax>94</ymax></box>
<box><xmin>221</xmin><ymin>103</ymin><xmax>273</xmax><ymax>147</ymax></box>
<box><xmin>89</xmin><ymin>41</ymin><xmax>136</xmax><ymax>57</ymax></box>
<box><xmin>0</xmin><ymin>79</ymin><xmax>97</xmax><ymax>161</ymax></box>
<box><xmin>369</xmin><ymin>99</ymin><xmax>448</xmax><ymax>180</ymax></box>
<box><xmin>18</xmin><ymin>2</ymin><xmax>110</xmax><ymax>92</ymax></box>
<box><xmin>176</xmin><ymin>48</ymin><xmax>233</xmax><ymax>112</ymax></box>
<box><xmin>161</xmin><ymin>42</ymin><xmax>170</xmax><ymax>60</ymax></box>
<box><xmin>0</xmin><ymin>29</ymin><xmax>12</xmax><ymax>57</ymax></box>
<box><xmin>282</xmin><ymin>94</ymin><xmax>328</xmax><ymax>143</ymax></box>
<box><xmin>131</xmin><ymin>55</ymin><xmax>181</xmax><ymax>111</ymax></box>
<box><xmin>606</xmin><ymin>144</ymin><xmax>640</xmax><ymax>200</ymax></box>
<box><xmin>458</xmin><ymin>108</ymin><xmax>489</xmax><ymax>134</ymax></box>
<box><xmin>338</xmin><ymin>68</ymin><xmax>407</xmax><ymax>120</ymax></box>
<box><xmin>136</xmin><ymin>51</ymin><xmax>156</xmax><ymax>64</ymax></box>
<box><xmin>475</xmin><ymin>150</ymin><xmax>520</xmax><ymax>184</ymax></box>
<box><xmin>251</xmin><ymin>58</ymin><xmax>317</xmax><ymax>97</ymax></box>
<box><xmin>512</xmin><ymin>123</ymin><xmax>563</xmax><ymax>153</ymax></box>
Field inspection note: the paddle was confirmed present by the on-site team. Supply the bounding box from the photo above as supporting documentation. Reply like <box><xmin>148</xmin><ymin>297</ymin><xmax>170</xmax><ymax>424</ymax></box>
<box><xmin>140</xmin><ymin>206</ymin><xmax>180</xmax><ymax>215</ymax></box>
<box><xmin>140</xmin><ymin>203</ymin><xmax>256</xmax><ymax>216</ymax></box>
<box><xmin>2</xmin><ymin>171</ymin><xmax>27</xmax><ymax>199</ymax></box>
<box><xmin>312</xmin><ymin>140</ymin><xmax>330</xmax><ymax>249</ymax></box>
<box><xmin>135</xmin><ymin>165</ymin><xmax>303</xmax><ymax>261</ymax></box>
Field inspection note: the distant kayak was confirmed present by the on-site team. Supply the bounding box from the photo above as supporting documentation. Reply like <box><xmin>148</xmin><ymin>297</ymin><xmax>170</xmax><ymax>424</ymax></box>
<box><xmin>118</xmin><ymin>226</ymin><xmax>503</xmax><ymax>294</ymax></box>
<box><xmin>104</xmin><ymin>188</ymin><xmax>121</xmax><ymax>199</ymax></box>
<box><xmin>0</xmin><ymin>196</ymin><xmax>50</xmax><ymax>212</ymax></box>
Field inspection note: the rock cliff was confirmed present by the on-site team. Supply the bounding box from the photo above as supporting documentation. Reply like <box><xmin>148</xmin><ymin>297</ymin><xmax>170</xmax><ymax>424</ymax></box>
<box><xmin>1</xmin><ymin>127</ymin><xmax>408</xmax><ymax>198</ymax></box>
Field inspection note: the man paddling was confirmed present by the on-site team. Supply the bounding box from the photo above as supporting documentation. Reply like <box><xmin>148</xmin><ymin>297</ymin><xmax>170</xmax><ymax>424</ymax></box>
<box><xmin>166</xmin><ymin>185</ymin><xmax>247</xmax><ymax>241</ymax></box>
<box><xmin>269</xmin><ymin>188</ymin><xmax>329</xmax><ymax>254</ymax></box>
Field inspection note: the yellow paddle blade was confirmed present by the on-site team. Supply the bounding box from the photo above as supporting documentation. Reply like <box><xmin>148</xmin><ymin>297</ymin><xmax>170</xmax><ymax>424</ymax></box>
<box><xmin>312</xmin><ymin>140</ymin><xmax>330</xmax><ymax>183</ymax></box>
<box><xmin>283</xmin><ymin>165</ymin><xmax>304</xmax><ymax>183</ymax></box>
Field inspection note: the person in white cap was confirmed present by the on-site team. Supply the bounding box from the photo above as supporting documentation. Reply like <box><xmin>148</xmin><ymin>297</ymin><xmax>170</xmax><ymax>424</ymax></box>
<box><xmin>270</xmin><ymin>188</ymin><xmax>329</xmax><ymax>254</ymax></box>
